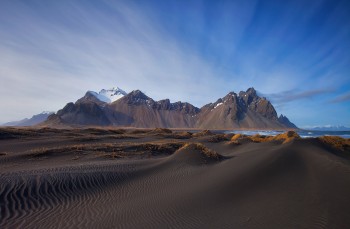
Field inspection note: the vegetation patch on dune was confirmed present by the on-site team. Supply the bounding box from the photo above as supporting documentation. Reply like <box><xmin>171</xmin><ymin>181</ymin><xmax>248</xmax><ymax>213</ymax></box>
<box><xmin>248</xmin><ymin>131</ymin><xmax>301</xmax><ymax>144</ymax></box>
<box><xmin>0</xmin><ymin>127</ymin><xmax>129</xmax><ymax>140</ymax></box>
<box><xmin>0</xmin><ymin>128</ymin><xmax>40</xmax><ymax>139</ymax></box>
<box><xmin>319</xmin><ymin>136</ymin><xmax>350</xmax><ymax>151</ymax></box>
<box><xmin>28</xmin><ymin>145</ymin><xmax>85</xmax><ymax>158</ymax></box>
<box><xmin>230</xmin><ymin>134</ymin><xmax>246</xmax><ymax>143</ymax></box>
<box><xmin>27</xmin><ymin>142</ymin><xmax>185</xmax><ymax>159</ymax></box>
<box><xmin>207</xmin><ymin>134</ymin><xmax>229</xmax><ymax>143</ymax></box>
<box><xmin>192</xmin><ymin>130</ymin><xmax>214</xmax><ymax>137</ymax></box>
<box><xmin>272</xmin><ymin>131</ymin><xmax>301</xmax><ymax>144</ymax></box>
<box><xmin>128</xmin><ymin>129</ymin><xmax>152</xmax><ymax>134</ymax></box>
<box><xmin>83</xmin><ymin>128</ymin><xmax>126</xmax><ymax>135</ymax></box>
<box><xmin>150</xmin><ymin>128</ymin><xmax>173</xmax><ymax>134</ymax></box>
<box><xmin>179</xmin><ymin>143</ymin><xmax>224</xmax><ymax>161</ymax></box>
<box><xmin>249</xmin><ymin>134</ymin><xmax>273</xmax><ymax>143</ymax></box>
<box><xmin>164</xmin><ymin>132</ymin><xmax>193</xmax><ymax>139</ymax></box>
<box><xmin>72</xmin><ymin>134</ymin><xmax>138</xmax><ymax>142</ymax></box>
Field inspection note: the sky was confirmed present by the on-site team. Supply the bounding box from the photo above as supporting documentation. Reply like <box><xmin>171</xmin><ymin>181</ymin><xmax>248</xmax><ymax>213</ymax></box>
<box><xmin>0</xmin><ymin>0</ymin><xmax>349</xmax><ymax>127</ymax></box>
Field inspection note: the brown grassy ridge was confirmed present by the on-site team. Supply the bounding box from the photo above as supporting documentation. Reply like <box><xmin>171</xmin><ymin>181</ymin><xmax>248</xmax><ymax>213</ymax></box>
<box><xmin>319</xmin><ymin>136</ymin><xmax>350</xmax><ymax>151</ymax></box>
<box><xmin>207</xmin><ymin>134</ymin><xmax>229</xmax><ymax>143</ymax></box>
<box><xmin>230</xmin><ymin>134</ymin><xmax>245</xmax><ymax>142</ymax></box>
<box><xmin>128</xmin><ymin>129</ymin><xmax>152</xmax><ymax>134</ymax></box>
<box><xmin>163</xmin><ymin>132</ymin><xmax>193</xmax><ymax>139</ymax></box>
<box><xmin>230</xmin><ymin>131</ymin><xmax>349</xmax><ymax>152</ymax></box>
<box><xmin>192</xmin><ymin>130</ymin><xmax>214</xmax><ymax>137</ymax></box>
<box><xmin>71</xmin><ymin>134</ymin><xmax>138</xmax><ymax>142</ymax></box>
<box><xmin>229</xmin><ymin>131</ymin><xmax>301</xmax><ymax>144</ymax></box>
<box><xmin>178</xmin><ymin>143</ymin><xmax>223</xmax><ymax>161</ymax></box>
<box><xmin>0</xmin><ymin>127</ymin><xmax>40</xmax><ymax>139</ymax></box>
<box><xmin>0</xmin><ymin>127</ymin><xmax>128</xmax><ymax>140</ymax></box>
<box><xmin>27</xmin><ymin>142</ymin><xmax>185</xmax><ymax>159</ymax></box>
<box><xmin>150</xmin><ymin>128</ymin><xmax>173</xmax><ymax>134</ymax></box>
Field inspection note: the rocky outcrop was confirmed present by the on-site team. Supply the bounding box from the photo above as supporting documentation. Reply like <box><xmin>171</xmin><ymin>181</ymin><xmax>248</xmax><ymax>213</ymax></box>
<box><xmin>195</xmin><ymin>88</ymin><xmax>295</xmax><ymax>129</ymax></box>
<box><xmin>108</xmin><ymin>90</ymin><xmax>199</xmax><ymax>128</ymax></box>
<box><xmin>278</xmin><ymin>114</ymin><xmax>297</xmax><ymax>129</ymax></box>
<box><xmin>46</xmin><ymin>98</ymin><xmax>111</xmax><ymax>126</ymax></box>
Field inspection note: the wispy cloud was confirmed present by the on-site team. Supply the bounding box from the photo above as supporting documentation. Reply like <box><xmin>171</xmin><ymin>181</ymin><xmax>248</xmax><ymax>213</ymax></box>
<box><xmin>0</xmin><ymin>0</ymin><xmax>349</xmax><ymax>126</ymax></box>
<box><xmin>260</xmin><ymin>88</ymin><xmax>335</xmax><ymax>104</ymax></box>
<box><xmin>0</xmin><ymin>1</ymin><xmax>232</xmax><ymax>122</ymax></box>
<box><xmin>329</xmin><ymin>92</ymin><xmax>350</xmax><ymax>103</ymax></box>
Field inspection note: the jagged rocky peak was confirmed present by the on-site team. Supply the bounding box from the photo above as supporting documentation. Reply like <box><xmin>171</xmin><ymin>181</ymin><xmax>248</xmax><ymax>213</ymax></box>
<box><xmin>128</xmin><ymin>90</ymin><xmax>149</xmax><ymax>99</ymax></box>
<box><xmin>172</xmin><ymin>101</ymin><xmax>200</xmax><ymax>115</ymax></box>
<box><xmin>152</xmin><ymin>99</ymin><xmax>199</xmax><ymax>115</ymax></box>
<box><xmin>157</xmin><ymin>99</ymin><xmax>171</xmax><ymax>109</ymax></box>
<box><xmin>223</xmin><ymin>92</ymin><xmax>238</xmax><ymax>102</ymax></box>
<box><xmin>79</xmin><ymin>91</ymin><xmax>106</xmax><ymax>105</ymax></box>
<box><xmin>253</xmin><ymin>99</ymin><xmax>278</xmax><ymax>119</ymax></box>
<box><xmin>239</xmin><ymin>87</ymin><xmax>258</xmax><ymax>105</ymax></box>
<box><xmin>246</xmin><ymin>87</ymin><xmax>257</xmax><ymax>94</ymax></box>
<box><xmin>204</xmin><ymin>92</ymin><xmax>239</xmax><ymax>110</ymax></box>
<box><xmin>278</xmin><ymin>114</ymin><xmax>297</xmax><ymax>128</ymax></box>
<box><xmin>122</xmin><ymin>90</ymin><xmax>153</xmax><ymax>105</ymax></box>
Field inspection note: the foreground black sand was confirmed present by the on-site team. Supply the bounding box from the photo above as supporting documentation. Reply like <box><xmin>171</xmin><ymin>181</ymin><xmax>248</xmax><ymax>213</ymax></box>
<box><xmin>1</xmin><ymin>128</ymin><xmax>350</xmax><ymax>228</ymax></box>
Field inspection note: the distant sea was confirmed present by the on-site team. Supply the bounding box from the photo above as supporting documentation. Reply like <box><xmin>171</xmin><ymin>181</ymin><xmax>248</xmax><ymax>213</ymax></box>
<box><xmin>224</xmin><ymin>130</ymin><xmax>350</xmax><ymax>139</ymax></box>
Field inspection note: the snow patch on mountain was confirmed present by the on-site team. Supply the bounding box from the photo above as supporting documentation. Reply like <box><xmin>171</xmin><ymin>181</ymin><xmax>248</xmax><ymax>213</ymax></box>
<box><xmin>90</xmin><ymin>87</ymin><xmax>127</xmax><ymax>103</ymax></box>
<box><xmin>214</xmin><ymin>102</ymin><xmax>223</xmax><ymax>109</ymax></box>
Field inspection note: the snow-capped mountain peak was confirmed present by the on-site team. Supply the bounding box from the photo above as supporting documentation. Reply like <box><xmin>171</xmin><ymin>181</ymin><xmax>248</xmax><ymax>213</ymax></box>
<box><xmin>41</xmin><ymin>111</ymin><xmax>54</xmax><ymax>115</ymax></box>
<box><xmin>303</xmin><ymin>125</ymin><xmax>350</xmax><ymax>131</ymax></box>
<box><xmin>90</xmin><ymin>87</ymin><xmax>127</xmax><ymax>103</ymax></box>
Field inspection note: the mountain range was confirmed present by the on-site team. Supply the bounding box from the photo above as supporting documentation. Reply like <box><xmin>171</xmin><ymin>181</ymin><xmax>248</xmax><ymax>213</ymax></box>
<box><xmin>2</xmin><ymin>111</ymin><xmax>54</xmax><ymax>126</ymax></box>
<box><xmin>42</xmin><ymin>87</ymin><xmax>297</xmax><ymax>129</ymax></box>
<box><xmin>304</xmin><ymin>125</ymin><xmax>350</xmax><ymax>131</ymax></box>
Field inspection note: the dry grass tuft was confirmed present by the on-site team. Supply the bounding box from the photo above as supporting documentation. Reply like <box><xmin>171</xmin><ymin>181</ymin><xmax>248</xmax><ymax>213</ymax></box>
<box><xmin>151</xmin><ymin>128</ymin><xmax>173</xmax><ymax>134</ymax></box>
<box><xmin>0</xmin><ymin>128</ymin><xmax>40</xmax><ymax>139</ymax></box>
<box><xmin>37</xmin><ymin>127</ymin><xmax>63</xmax><ymax>133</ymax></box>
<box><xmin>170</xmin><ymin>132</ymin><xmax>193</xmax><ymax>139</ymax></box>
<box><xmin>83</xmin><ymin>128</ymin><xmax>125</xmax><ymax>135</ymax></box>
<box><xmin>249</xmin><ymin>134</ymin><xmax>273</xmax><ymax>143</ymax></box>
<box><xmin>28</xmin><ymin>144</ymin><xmax>92</xmax><ymax>158</ymax></box>
<box><xmin>192</xmin><ymin>130</ymin><xmax>214</xmax><ymax>137</ymax></box>
<box><xmin>272</xmin><ymin>131</ymin><xmax>301</xmax><ymax>144</ymax></box>
<box><xmin>230</xmin><ymin>131</ymin><xmax>301</xmax><ymax>144</ymax></box>
<box><xmin>224</xmin><ymin>133</ymin><xmax>235</xmax><ymax>139</ymax></box>
<box><xmin>319</xmin><ymin>136</ymin><xmax>350</xmax><ymax>151</ymax></box>
<box><xmin>129</xmin><ymin>129</ymin><xmax>151</xmax><ymax>134</ymax></box>
<box><xmin>180</xmin><ymin>143</ymin><xmax>223</xmax><ymax>160</ymax></box>
<box><xmin>230</xmin><ymin>134</ymin><xmax>244</xmax><ymax>142</ymax></box>
<box><xmin>73</xmin><ymin>136</ymin><xmax>100</xmax><ymax>142</ymax></box>
<box><xmin>207</xmin><ymin>134</ymin><xmax>229</xmax><ymax>143</ymax></box>
<box><xmin>27</xmin><ymin>142</ymin><xmax>185</xmax><ymax>160</ymax></box>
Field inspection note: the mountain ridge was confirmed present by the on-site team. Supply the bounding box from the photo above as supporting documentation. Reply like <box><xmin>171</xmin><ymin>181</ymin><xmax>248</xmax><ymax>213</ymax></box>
<box><xmin>43</xmin><ymin>87</ymin><xmax>297</xmax><ymax>129</ymax></box>
<box><xmin>3</xmin><ymin>111</ymin><xmax>54</xmax><ymax>126</ymax></box>
<box><xmin>303</xmin><ymin>125</ymin><xmax>350</xmax><ymax>131</ymax></box>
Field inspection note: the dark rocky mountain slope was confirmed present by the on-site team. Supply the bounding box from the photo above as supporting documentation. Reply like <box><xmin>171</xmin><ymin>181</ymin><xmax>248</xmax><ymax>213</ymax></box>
<box><xmin>43</xmin><ymin>88</ymin><xmax>297</xmax><ymax>129</ymax></box>
<box><xmin>196</xmin><ymin>88</ymin><xmax>293</xmax><ymax>129</ymax></box>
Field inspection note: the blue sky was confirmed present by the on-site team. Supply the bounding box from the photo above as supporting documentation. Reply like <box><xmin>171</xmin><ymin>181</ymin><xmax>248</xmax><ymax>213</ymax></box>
<box><xmin>0</xmin><ymin>0</ymin><xmax>349</xmax><ymax>127</ymax></box>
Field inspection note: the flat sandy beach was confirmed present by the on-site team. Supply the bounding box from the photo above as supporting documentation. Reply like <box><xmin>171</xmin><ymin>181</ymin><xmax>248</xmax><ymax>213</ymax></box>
<box><xmin>1</xmin><ymin>127</ymin><xmax>350</xmax><ymax>228</ymax></box>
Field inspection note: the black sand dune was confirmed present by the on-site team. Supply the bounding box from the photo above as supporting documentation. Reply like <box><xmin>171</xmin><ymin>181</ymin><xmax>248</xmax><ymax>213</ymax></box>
<box><xmin>0</xmin><ymin>128</ymin><xmax>350</xmax><ymax>228</ymax></box>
